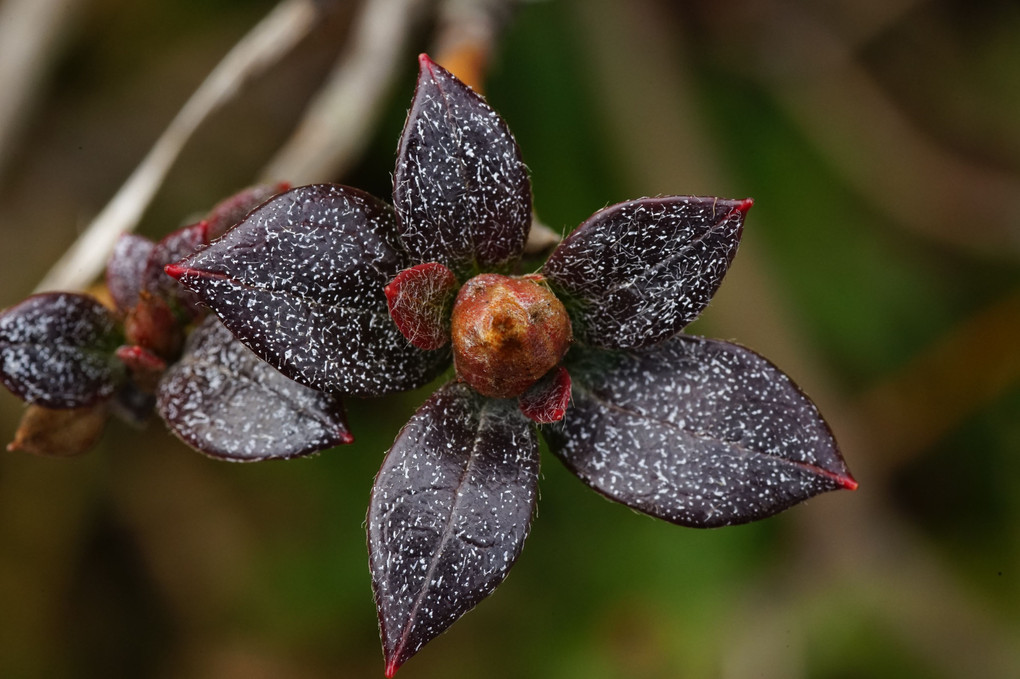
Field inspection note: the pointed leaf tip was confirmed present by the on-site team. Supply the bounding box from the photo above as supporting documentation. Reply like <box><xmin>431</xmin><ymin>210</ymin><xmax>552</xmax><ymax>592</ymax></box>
<box><xmin>835</xmin><ymin>473</ymin><xmax>858</xmax><ymax>491</ymax></box>
<box><xmin>384</xmin><ymin>659</ymin><xmax>399</xmax><ymax>678</ymax></box>
<box><xmin>163</xmin><ymin>263</ymin><xmax>186</xmax><ymax>280</ymax></box>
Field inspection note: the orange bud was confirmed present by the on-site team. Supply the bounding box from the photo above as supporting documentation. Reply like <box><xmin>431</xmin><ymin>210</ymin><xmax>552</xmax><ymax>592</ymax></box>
<box><xmin>450</xmin><ymin>274</ymin><xmax>571</xmax><ymax>398</ymax></box>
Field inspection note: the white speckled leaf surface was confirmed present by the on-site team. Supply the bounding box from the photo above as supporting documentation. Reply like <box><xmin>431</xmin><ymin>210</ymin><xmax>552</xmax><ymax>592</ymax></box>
<box><xmin>157</xmin><ymin>316</ymin><xmax>351</xmax><ymax>461</ymax></box>
<box><xmin>393</xmin><ymin>56</ymin><xmax>531</xmax><ymax>276</ymax></box>
<box><xmin>547</xmin><ymin>336</ymin><xmax>854</xmax><ymax>527</ymax></box>
<box><xmin>543</xmin><ymin>196</ymin><xmax>747</xmax><ymax>349</ymax></box>
<box><xmin>368</xmin><ymin>381</ymin><xmax>538</xmax><ymax>675</ymax></box>
<box><xmin>0</xmin><ymin>293</ymin><xmax>121</xmax><ymax>408</ymax></box>
<box><xmin>171</xmin><ymin>184</ymin><xmax>449</xmax><ymax>397</ymax></box>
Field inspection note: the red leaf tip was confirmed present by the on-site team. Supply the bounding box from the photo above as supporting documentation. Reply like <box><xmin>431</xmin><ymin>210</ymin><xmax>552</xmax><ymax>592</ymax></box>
<box><xmin>837</xmin><ymin>474</ymin><xmax>859</xmax><ymax>491</ymax></box>
<box><xmin>338</xmin><ymin>429</ymin><xmax>355</xmax><ymax>445</ymax></box>
<box><xmin>735</xmin><ymin>198</ymin><xmax>753</xmax><ymax>214</ymax></box>
<box><xmin>384</xmin><ymin>658</ymin><xmax>400</xmax><ymax>678</ymax></box>
<box><xmin>418</xmin><ymin>53</ymin><xmax>435</xmax><ymax>70</ymax></box>
<box><xmin>164</xmin><ymin>263</ymin><xmax>187</xmax><ymax>280</ymax></box>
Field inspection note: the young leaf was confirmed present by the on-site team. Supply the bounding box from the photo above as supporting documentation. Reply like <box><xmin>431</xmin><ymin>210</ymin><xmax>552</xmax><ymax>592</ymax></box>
<box><xmin>384</xmin><ymin>262</ymin><xmax>459</xmax><ymax>350</ymax></box>
<box><xmin>167</xmin><ymin>184</ymin><xmax>449</xmax><ymax>397</ymax></box>
<box><xmin>368</xmin><ymin>381</ymin><xmax>539</xmax><ymax>676</ymax></box>
<box><xmin>543</xmin><ymin>197</ymin><xmax>750</xmax><ymax>349</ymax></box>
<box><xmin>546</xmin><ymin>336</ymin><xmax>855</xmax><ymax>528</ymax></box>
<box><xmin>393</xmin><ymin>54</ymin><xmax>532</xmax><ymax>276</ymax></box>
<box><xmin>0</xmin><ymin>293</ymin><xmax>121</xmax><ymax>408</ymax></box>
<box><xmin>106</xmin><ymin>233</ymin><xmax>155</xmax><ymax>314</ymax></box>
<box><xmin>157</xmin><ymin>317</ymin><xmax>352</xmax><ymax>461</ymax></box>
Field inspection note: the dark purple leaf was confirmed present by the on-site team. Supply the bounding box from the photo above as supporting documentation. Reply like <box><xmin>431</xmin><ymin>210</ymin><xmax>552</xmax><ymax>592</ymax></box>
<box><xmin>368</xmin><ymin>381</ymin><xmax>539</xmax><ymax>676</ymax></box>
<box><xmin>143</xmin><ymin>222</ymin><xmax>207</xmax><ymax>318</ymax></box>
<box><xmin>106</xmin><ymin>233</ymin><xmax>155</xmax><ymax>314</ymax></box>
<box><xmin>384</xmin><ymin>262</ymin><xmax>459</xmax><ymax>350</ymax></box>
<box><xmin>546</xmin><ymin>336</ymin><xmax>856</xmax><ymax>528</ymax></box>
<box><xmin>202</xmin><ymin>181</ymin><xmax>290</xmax><ymax>241</ymax></box>
<box><xmin>543</xmin><ymin>196</ymin><xmax>751</xmax><ymax>349</ymax></box>
<box><xmin>167</xmin><ymin>184</ymin><xmax>449</xmax><ymax>397</ymax></box>
<box><xmin>393</xmin><ymin>54</ymin><xmax>532</xmax><ymax>276</ymax></box>
<box><xmin>157</xmin><ymin>317</ymin><xmax>352</xmax><ymax>461</ymax></box>
<box><xmin>519</xmin><ymin>366</ymin><xmax>571</xmax><ymax>423</ymax></box>
<box><xmin>0</xmin><ymin>293</ymin><xmax>121</xmax><ymax>408</ymax></box>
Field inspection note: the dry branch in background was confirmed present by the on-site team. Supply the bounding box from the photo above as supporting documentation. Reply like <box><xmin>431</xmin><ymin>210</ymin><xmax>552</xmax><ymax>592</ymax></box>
<box><xmin>261</xmin><ymin>0</ymin><xmax>429</xmax><ymax>185</ymax></box>
<box><xmin>0</xmin><ymin>0</ymin><xmax>84</xmax><ymax>176</ymax></box>
<box><xmin>34</xmin><ymin>0</ymin><xmax>322</xmax><ymax>294</ymax></box>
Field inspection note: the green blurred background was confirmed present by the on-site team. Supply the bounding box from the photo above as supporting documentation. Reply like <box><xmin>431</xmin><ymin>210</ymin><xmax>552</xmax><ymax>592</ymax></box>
<box><xmin>1</xmin><ymin>0</ymin><xmax>1018</xmax><ymax>677</ymax></box>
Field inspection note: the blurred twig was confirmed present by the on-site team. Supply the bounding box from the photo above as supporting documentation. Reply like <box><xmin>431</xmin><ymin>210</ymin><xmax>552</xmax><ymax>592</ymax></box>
<box><xmin>260</xmin><ymin>0</ymin><xmax>429</xmax><ymax>184</ymax></box>
<box><xmin>0</xmin><ymin>0</ymin><xmax>83</xmax><ymax>177</ymax></box>
<box><xmin>34</xmin><ymin>0</ymin><xmax>322</xmax><ymax>294</ymax></box>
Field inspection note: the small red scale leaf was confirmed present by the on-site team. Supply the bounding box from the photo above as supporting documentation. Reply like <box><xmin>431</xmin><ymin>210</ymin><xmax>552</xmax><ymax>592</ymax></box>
<box><xmin>519</xmin><ymin>366</ymin><xmax>571</xmax><ymax>423</ymax></box>
<box><xmin>384</xmin><ymin>262</ymin><xmax>459</xmax><ymax>350</ymax></box>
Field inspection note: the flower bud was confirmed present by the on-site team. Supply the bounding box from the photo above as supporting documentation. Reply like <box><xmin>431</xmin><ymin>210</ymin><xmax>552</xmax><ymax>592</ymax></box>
<box><xmin>450</xmin><ymin>274</ymin><xmax>572</xmax><ymax>398</ymax></box>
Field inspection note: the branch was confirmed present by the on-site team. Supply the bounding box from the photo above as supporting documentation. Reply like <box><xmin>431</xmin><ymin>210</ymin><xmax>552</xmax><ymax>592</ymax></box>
<box><xmin>260</xmin><ymin>0</ymin><xmax>430</xmax><ymax>184</ymax></box>
<box><xmin>0</xmin><ymin>0</ymin><xmax>84</xmax><ymax>178</ymax></box>
<box><xmin>34</xmin><ymin>0</ymin><xmax>322</xmax><ymax>293</ymax></box>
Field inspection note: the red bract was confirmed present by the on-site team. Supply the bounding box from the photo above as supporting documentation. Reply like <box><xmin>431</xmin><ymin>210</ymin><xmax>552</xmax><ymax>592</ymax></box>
<box><xmin>174</xmin><ymin>55</ymin><xmax>857</xmax><ymax>674</ymax></box>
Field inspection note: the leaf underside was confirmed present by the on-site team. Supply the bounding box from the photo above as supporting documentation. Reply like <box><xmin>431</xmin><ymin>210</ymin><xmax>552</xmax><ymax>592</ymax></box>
<box><xmin>157</xmin><ymin>317</ymin><xmax>351</xmax><ymax>461</ymax></box>
<box><xmin>368</xmin><ymin>381</ymin><xmax>539</xmax><ymax>676</ymax></box>
<box><xmin>546</xmin><ymin>336</ymin><xmax>855</xmax><ymax>528</ymax></box>
<box><xmin>393</xmin><ymin>55</ymin><xmax>531</xmax><ymax>276</ymax></box>
<box><xmin>542</xmin><ymin>196</ymin><xmax>749</xmax><ymax>349</ymax></box>
<box><xmin>106</xmin><ymin>233</ymin><xmax>155</xmax><ymax>314</ymax></box>
<box><xmin>0</xmin><ymin>293</ymin><xmax>120</xmax><ymax>408</ymax></box>
<box><xmin>169</xmin><ymin>184</ymin><xmax>449</xmax><ymax>397</ymax></box>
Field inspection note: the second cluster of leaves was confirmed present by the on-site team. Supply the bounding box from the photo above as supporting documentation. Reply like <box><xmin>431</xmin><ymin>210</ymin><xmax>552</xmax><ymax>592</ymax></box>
<box><xmin>0</xmin><ymin>184</ymin><xmax>351</xmax><ymax>459</ymax></box>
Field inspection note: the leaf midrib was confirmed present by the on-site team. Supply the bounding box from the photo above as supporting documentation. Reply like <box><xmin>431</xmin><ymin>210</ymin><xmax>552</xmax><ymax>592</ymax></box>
<box><xmin>391</xmin><ymin>396</ymin><xmax>492</xmax><ymax>662</ymax></box>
